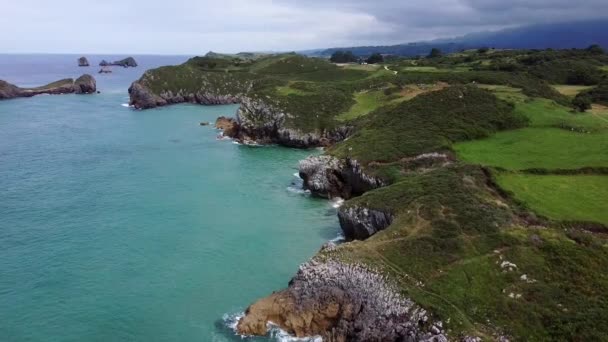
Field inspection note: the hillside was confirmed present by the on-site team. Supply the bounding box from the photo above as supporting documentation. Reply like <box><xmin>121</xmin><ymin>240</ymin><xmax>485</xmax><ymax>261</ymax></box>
<box><xmin>131</xmin><ymin>48</ymin><xmax>608</xmax><ymax>340</ymax></box>
<box><xmin>316</xmin><ymin>19</ymin><xmax>608</xmax><ymax>57</ymax></box>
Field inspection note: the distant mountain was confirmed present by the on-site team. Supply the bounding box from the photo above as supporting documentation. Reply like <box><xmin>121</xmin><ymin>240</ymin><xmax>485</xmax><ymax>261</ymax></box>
<box><xmin>314</xmin><ymin>19</ymin><xmax>608</xmax><ymax>57</ymax></box>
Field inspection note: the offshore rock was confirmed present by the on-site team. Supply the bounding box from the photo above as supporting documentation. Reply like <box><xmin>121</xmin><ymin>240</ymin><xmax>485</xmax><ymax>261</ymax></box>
<box><xmin>0</xmin><ymin>75</ymin><xmax>97</xmax><ymax>100</ymax></box>
<box><xmin>338</xmin><ymin>205</ymin><xmax>394</xmax><ymax>240</ymax></box>
<box><xmin>78</xmin><ymin>56</ymin><xmax>89</xmax><ymax>67</ymax></box>
<box><xmin>237</xmin><ymin>260</ymin><xmax>445</xmax><ymax>342</ymax></box>
<box><xmin>100</xmin><ymin>57</ymin><xmax>138</xmax><ymax>67</ymax></box>
<box><xmin>298</xmin><ymin>156</ymin><xmax>385</xmax><ymax>199</ymax></box>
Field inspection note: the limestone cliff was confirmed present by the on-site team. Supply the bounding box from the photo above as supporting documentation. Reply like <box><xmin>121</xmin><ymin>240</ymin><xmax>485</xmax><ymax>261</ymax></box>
<box><xmin>128</xmin><ymin>80</ymin><xmax>353</xmax><ymax>148</ymax></box>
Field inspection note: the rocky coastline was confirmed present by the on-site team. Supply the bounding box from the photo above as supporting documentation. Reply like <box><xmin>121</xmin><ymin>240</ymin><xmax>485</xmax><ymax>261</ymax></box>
<box><xmin>128</xmin><ymin>78</ymin><xmax>420</xmax><ymax>340</ymax></box>
<box><xmin>0</xmin><ymin>74</ymin><xmax>97</xmax><ymax>100</ymax></box>
<box><xmin>129</xmin><ymin>82</ymin><xmax>353</xmax><ymax>148</ymax></box>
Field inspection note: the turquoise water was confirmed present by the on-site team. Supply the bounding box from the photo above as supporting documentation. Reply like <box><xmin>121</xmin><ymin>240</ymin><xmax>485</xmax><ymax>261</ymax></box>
<box><xmin>0</xmin><ymin>55</ymin><xmax>339</xmax><ymax>341</ymax></box>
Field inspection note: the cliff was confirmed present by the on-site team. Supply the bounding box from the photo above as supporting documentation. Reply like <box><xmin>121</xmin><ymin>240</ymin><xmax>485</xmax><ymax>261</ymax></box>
<box><xmin>128</xmin><ymin>54</ymin><xmax>369</xmax><ymax>147</ymax></box>
<box><xmin>0</xmin><ymin>74</ymin><xmax>97</xmax><ymax>100</ymax></box>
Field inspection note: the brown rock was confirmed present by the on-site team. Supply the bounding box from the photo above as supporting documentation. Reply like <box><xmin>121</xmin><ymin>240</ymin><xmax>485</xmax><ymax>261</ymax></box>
<box><xmin>215</xmin><ymin>116</ymin><xmax>239</xmax><ymax>137</ymax></box>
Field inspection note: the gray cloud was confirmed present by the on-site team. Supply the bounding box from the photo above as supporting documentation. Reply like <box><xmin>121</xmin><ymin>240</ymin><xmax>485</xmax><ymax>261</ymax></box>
<box><xmin>2</xmin><ymin>0</ymin><xmax>607</xmax><ymax>53</ymax></box>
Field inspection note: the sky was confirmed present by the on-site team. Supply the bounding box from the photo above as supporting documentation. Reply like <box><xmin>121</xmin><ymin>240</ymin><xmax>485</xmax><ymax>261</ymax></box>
<box><xmin>4</xmin><ymin>0</ymin><xmax>608</xmax><ymax>54</ymax></box>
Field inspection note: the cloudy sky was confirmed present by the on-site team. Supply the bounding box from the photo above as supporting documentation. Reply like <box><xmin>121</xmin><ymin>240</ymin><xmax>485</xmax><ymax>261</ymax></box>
<box><xmin>4</xmin><ymin>0</ymin><xmax>608</xmax><ymax>54</ymax></box>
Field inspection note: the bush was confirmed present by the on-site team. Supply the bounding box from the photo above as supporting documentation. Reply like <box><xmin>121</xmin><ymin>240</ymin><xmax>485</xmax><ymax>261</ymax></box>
<box><xmin>572</xmin><ymin>95</ymin><xmax>592</xmax><ymax>112</ymax></box>
<box><xmin>428</xmin><ymin>48</ymin><xmax>443</xmax><ymax>59</ymax></box>
<box><xmin>366</xmin><ymin>53</ymin><xmax>384</xmax><ymax>64</ymax></box>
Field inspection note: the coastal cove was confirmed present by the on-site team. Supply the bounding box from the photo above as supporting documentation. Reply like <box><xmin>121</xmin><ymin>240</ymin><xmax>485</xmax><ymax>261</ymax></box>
<box><xmin>0</xmin><ymin>55</ymin><xmax>340</xmax><ymax>341</ymax></box>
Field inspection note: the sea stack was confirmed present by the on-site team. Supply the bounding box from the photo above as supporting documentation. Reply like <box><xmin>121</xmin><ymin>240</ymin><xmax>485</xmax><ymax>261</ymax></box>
<box><xmin>78</xmin><ymin>57</ymin><xmax>89</xmax><ymax>67</ymax></box>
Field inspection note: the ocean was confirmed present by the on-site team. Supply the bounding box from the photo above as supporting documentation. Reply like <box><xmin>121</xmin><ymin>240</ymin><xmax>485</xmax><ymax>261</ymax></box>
<box><xmin>0</xmin><ymin>54</ymin><xmax>340</xmax><ymax>341</ymax></box>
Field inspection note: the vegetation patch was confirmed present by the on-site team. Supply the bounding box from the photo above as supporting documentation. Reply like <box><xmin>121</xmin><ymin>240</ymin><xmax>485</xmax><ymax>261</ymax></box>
<box><xmin>552</xmin><ymin>84</ymin><xmax>594</xmax><ymax>97</ymax></box>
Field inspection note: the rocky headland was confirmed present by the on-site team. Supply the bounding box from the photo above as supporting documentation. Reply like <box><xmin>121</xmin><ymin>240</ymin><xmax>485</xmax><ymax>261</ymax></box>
<box><xmin>0</xmin><ymin>74</ymin><xmax>97</xmax><ymax>100</ymax></box>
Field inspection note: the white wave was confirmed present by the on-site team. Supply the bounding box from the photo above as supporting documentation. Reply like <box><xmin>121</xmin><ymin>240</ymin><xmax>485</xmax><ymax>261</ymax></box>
<box><xmin>331</xmin><ymin>198</ymin><xmax>345</xmax><ymax>209</ymax></box>
<box><xmin>286</xmin><ymin>186</ymin><xmax>311</xmax><ymax>196</ymax></box>
<box><xmin>329</xmin><ymin>233</ymin><xmax>346</xmax><ymax>244</ymax></box>
<box><xmin>223</xmin><ymin>313</ymin><xmax>322</xmax><ymax>342</ymax></box>
<box><xmin>293</xmin><ymin>172</ymin><xmax>301</xmax><ymax>178</ymax></box>
<box><xmin>121</xmin><ymin>103</ymin><xmax>131</xmax><ymax>108</ymax></box>
<box><xmin>268</xmin><ymin>322</ymin><xmax>323</xmax><ymax>342</ymax></box>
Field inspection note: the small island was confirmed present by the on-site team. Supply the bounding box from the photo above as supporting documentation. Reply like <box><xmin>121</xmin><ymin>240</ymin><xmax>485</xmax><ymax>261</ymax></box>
<box><xmin>78</xmin><ymin>57</ymin><xmax>89</xmax><ymax>67</ymax></box>
<box><xmin>99</xmin><ymin>57</ymin><xmax>138</xmax><ymax>68</ymax></box>
<box><xmin>0</xmin><ymin>74</ymin><xmax>96</xmax><ymax>100</ymax></box>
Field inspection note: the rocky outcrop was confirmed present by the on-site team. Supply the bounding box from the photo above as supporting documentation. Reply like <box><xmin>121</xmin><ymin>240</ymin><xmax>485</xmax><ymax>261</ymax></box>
<box><xmin>237</xmin><ymin>259</ymin><xmax>446</xmax><ymax>342</ymax></box>
<box><xmin>338</xmin><ymin>206</ymin><xmax>394</xmax><ymax>240</ymax></box>
<box><xmin>215</xmin><ymin>116</ymin><xmax>239</xmax><ymax>137</ymax></box>
<box><xmin>73</xmin><ymin>74</ymin><xmax>96</xmax><ymax>94</ymax></box>
<box><xmin>100</xmin><ymin>57</ymin><xmax>138</xmax><ymax>68</ymax></box>
<box><xmin>298</xmin><ymin>156</ymin><xmax>385</xmax><ymax>199</ymax></box>
<box><xmin>0</xmin><ymin>75</ymin><xmax>97</xmax><ymax>100</ymax></box>
<box><xmin>78</xmin><ymin>57</ymin><xmax>89</xmax><ymax>67</ymax></box>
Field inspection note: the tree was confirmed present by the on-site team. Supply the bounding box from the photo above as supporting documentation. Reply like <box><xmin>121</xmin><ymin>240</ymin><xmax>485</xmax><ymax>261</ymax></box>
<box><xmin>586</xmin><ymin>44</ymin><xmax>605</xmax><ymax>55</ymax></box>
<box><xmin>428</xmin><ymin>48</ymin><xmax>442</xmax><ymax>58</ymax></box>
<box><xmin>572</xmin><ymin>95</ymin><xmax>592</xmax><ymax>112</ymax></box>
<box><xmin>477</xmin><ymin>47</ymin><xmax>490</xmax><ymax>54</ymax></box>
<box><xmin>366</xmin><ymin>53</ymin><xmax>384</xmax><ymax>64</ymax></box>
<box><xmin>330</xmin><ymin>51</ymin><xmax>357</xmax><ymax>63</ymax></box>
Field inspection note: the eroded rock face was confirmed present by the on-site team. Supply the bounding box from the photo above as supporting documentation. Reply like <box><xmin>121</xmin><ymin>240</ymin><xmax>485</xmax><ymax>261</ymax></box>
<box><xmin>298</xmin><ymin>156</ymin><xmax>385</xmax><ymax>199</ymax></box>
<box><xmin>237</xmin><ymin>260</ymin><xmax>446</xmax><ymax>342</ymax></box>
<box><xmin>338</xmin><ymin>206</ymin><xmax>394</xmax><ymax>240</ymax></box>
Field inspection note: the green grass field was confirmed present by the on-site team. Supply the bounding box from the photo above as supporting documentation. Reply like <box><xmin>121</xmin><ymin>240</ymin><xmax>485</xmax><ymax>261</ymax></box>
<box><xmin>515</xmin><ymin>99</ymin><xmax>608</xmax><ymax>131</ymax></box>
<box><xmin>455</xmin><ymin>127</ymin><xmax>608</xmax><ymax>169</ymax></box>
<box><xmin>496</xmin><ymin>173</ymin><xmax>608</xmax><ymax>224</ymax></box>
<box><xmin>476</xmin><ymin>84</ymin><xmax>527</xmax><ymax>103</ymax></box>
<box><xmin>455</xmin><ymin>98</ymin><xmax>608</xmax><ymax>170</ymax></box>
<box><xmin>337</xmin><ymin>91</ymin><xmax>384</xmax><ymax>121</ymax></box>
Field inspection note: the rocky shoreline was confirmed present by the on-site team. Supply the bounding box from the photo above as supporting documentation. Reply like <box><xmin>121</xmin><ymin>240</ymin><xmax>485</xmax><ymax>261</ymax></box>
<box><xmin>128</xmin><ymin>79</ymin><xmax>429</xmax><ymax>341</ymax></box>
<box><xmin>130</xmin><ymin>81</ymin><xmax>353</xmax><ymax>148</ymax></box>
<box><xmin>237</xmin><ymin>258</ymin><xmax>447</xmax><ymax>342</ymax></box>
<box><xmin>0</xmin><ymin>74</ymin><xmax>97</xmax><ymax>100</ymax></box>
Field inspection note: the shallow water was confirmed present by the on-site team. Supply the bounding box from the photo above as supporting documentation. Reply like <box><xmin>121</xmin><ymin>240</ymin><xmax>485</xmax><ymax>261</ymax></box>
<box><xmin>0</xmin><ymin>55</ymin><xmax>339</xmax><ymax>341</ymax></box>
